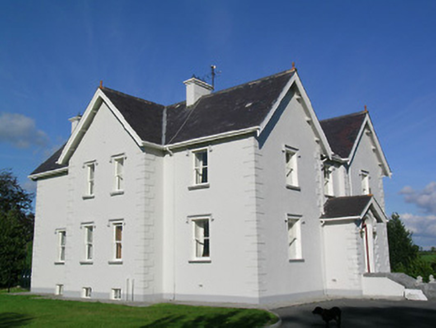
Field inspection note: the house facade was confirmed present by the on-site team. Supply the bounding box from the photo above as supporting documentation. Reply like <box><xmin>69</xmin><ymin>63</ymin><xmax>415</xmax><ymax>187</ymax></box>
<box><xmin>29</xmin><ymin>67</ymin><xmax>392</xmax><ymax>304</ymax></box>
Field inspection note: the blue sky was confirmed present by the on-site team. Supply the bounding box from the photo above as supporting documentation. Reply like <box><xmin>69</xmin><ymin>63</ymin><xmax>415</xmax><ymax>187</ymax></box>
<box><xmin>1</xmin><ymin>0</ymin><xmax>435</xmax><ymax>248</ymax></box>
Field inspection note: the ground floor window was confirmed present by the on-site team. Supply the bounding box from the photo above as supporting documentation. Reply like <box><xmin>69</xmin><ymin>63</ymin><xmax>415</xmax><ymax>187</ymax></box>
<box><xmin>111</xmin><ymin>288</ymin><xmax>122</xmax><ymax>300</ymax></box>
<box><xmin>82</xmin><ymin>287</ymin><xmax>92</xmax><ymax>298</ymax></box>
<box><xmin>55</xmin><ymin>284</ymin><xmax>63</xmax><ymax>295</ymax></box>
<box><xmin>287</xmin><ymin>215</ymin><xmax>302</xmax><ymax>260</ymax></box>
<box><xmin>193</xmin><ymin>218</ymin><xmax>210</xmax><ymax>259</ymax></box>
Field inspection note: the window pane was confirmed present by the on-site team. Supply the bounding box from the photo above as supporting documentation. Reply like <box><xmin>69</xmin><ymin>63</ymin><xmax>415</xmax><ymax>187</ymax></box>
<box><xmin>116</xmin><ymin>243</ymin><xmax>122</xmax><ymax>259</ymax></box>
<box><xmin>115</xmin><ymin>225</ymin><xmax>122</xmax><ymax>241</ymax></box>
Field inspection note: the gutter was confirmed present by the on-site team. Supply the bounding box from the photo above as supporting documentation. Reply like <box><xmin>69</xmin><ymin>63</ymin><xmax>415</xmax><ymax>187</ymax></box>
<box><xmin>28</xmin><ymin>167</ymin><xmax>68</xmax><ymax>181</ymax></box>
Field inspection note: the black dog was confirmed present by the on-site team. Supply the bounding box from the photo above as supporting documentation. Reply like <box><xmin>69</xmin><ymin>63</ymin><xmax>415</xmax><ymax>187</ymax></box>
<box><xmin>312</xmin><ymin>306</ymin><xmax>341</xmax><ymax>327</ymax></box>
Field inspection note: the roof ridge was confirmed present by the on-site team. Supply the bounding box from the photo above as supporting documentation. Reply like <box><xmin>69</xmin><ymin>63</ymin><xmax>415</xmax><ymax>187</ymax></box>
<box><xmin>101</xmin><ymin>87</ymin><xmax>165</xmax><ymax>108</ymax></box>
<box><xmin>167</xmin><ymin>68</ymin><xmax>296</xmax><ymax>107</ymax></box>
<box><xmin>320</xmin><ymin>110</ymin><xmax>367</xmax><ymax>123</ymax></box>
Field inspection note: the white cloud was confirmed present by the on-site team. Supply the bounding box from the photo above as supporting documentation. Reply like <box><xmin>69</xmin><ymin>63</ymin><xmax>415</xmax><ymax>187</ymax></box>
<box><xmin>400</xmin><ymin>213</ymin><xmax>436</xmax><ymax>249</ymax></box>
<box><xmin>400</xmin><ymin>182</ymin><xmax>436</xmax><ymax>215</ymax></box>
<box><xmin>0</xmin><ymin>112</ymin><xmax>48</xmax><ymax>148</ymax></box>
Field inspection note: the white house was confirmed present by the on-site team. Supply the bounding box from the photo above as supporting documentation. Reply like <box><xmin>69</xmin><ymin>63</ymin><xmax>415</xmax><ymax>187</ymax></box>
<box><xmin>29</xmin><ymin>67</ymin><xmax>393</xmax><ymax>304</ymax></box>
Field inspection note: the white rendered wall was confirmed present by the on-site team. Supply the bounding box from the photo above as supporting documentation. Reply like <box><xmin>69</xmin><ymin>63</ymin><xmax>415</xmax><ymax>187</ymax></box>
<box><xmin>32</xmin><ymin>101</ymin><xmax>163</xmax><ymax>302</ymax></box>
<box><xmin>162</xmin><ymin>136</ymin><xmax>262</xmax><ymax>303</ymax></box>
<box><xmin>362</xmin><ymin>276</ymin><xmax>404</xmax><ymax>298</ymax></box>
<box><xmin>254</xmin><ymin>90</ymin><xmax>326</xmax><ymax>302</ymax></box>
<box><xmin>323</xmin><ymin>221</ymin><xmax>365</xmax><ymax>296</ymax></box>
<box><xmin>349</xmin><ymin>129</ymin><xmax>385</xmax><ymax>205</ymax></box>
<box><xmin>31</xmin><ymin>174</ymin><xmax>68</xmax><ymax>294</ymax></box>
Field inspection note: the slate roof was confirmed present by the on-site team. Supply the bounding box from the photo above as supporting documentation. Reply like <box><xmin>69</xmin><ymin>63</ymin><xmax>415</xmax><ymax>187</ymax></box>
<box><xmin>321</xmin><ymin>195</ymin><xmax>372</xmax><ymax>219</ymax></box>
<box><xmin>31</xmin><ymin>69</ymin><xmax>296</xmax><ymax>176</ymax></box>
<box><xmin>165</xmin><ymin>70</ymin><xmax>294</xmax><ymax>144</ymax></box>
<box><xmin>320</xmin><ymin>111</ymin><xmax>367</xmax><ymax>158</ymax></box>
<box><xmin>102</xmin><ymin>88</ymin><xmax>165</xmax><ymax>145</ymax></box>
<box><xmin>31</xmin><ymin>143</ymin><xmax>68</xmax><ymax>176</ymax></box>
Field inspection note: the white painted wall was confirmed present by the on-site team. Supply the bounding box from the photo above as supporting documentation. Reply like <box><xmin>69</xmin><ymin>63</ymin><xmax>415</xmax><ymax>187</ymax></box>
<box><xmin>254</xmin><ymin>90</ymin><xmax>326</xmax><ymax>302</ymax></box>
<box><xmin>322</xmin><ymin>221</ymin><xmax>365</xmax><ymax>296</ymax></box>
<box><xmin>349</xmin><ymin>127</ymin><xmax>385</xmax><ymax>205</ymax></box>
<box><xmin>32</xmin><ymin>174</ymin><xmax>68</xmax><ymax>294</ymax></box>
<box><xmin>362</xmin><ymin>276</ymin><xmax>404</xmax><ymax>298</ymax></box>
<box><xmin>32</xmin><ymin>101</ymin><xmax>163</xmax><ymax>302</ymax></box>
<box><xmin>162</xmin><ymin>136</ymin><xmax>262</xmax><ymax>303</ymax></box>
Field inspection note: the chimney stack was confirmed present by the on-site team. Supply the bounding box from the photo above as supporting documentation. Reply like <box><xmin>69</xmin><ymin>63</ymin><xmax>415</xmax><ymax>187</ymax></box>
<box><xmin>68</xmin><ymin>114</ymin><xmax>82</xmax><ymax>134</ymax></box>
<box><xmin>183</xmin><ymin>77</ymin><xmax>213</xmax><ymax>107</ymax></box>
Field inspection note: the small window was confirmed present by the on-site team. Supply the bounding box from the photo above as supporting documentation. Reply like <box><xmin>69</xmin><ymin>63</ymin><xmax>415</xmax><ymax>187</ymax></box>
<box><xmin>82</xmin><ymin>287</ymin><xmax>92</xmax><ymax>298</ymax></box>
<box><xmin>113</xmin><ymin>223</ymin><xmax>123</xmax><ymax>261</ymax></box>
<box><xmin>287</xmin><ymin>216</ymin><xmax>302</xmax><ymax>260</ymax></box>
<box><xmin>285</xmin><ymin>148</ymin><xmax>299</xmax><ymax>188</ymax></box>
<box><xmin>58</xmin><ymin>230</ymin><xmax>66</xmax><ymax>262</ymax></box>
<box><xmin>114</xmin><ymin>157</ymin><xmax>124</xmax><ymax>192</ymax></box>
<box><xmin>55</xmin><ymin>284</ymin><xmax>64</xmax><ymax>296</ymax></box>
<box><xmin>111</xmin><ymin>288</ymin><xmax>122</xmax><ymax>300</ymax></box>
<box><xmin>84</xmin><ymin>226</ymin><xmax>93</xmax><ymax>261</ymax></box>
<box><xmin>323</xmin><ymin>165</ymin><xmax>334</xmax><ymax>196</ymax></box>
<box><xmin>361</xmin><ymin>171</ymin><xmax>370</xmax><ymax>195</ymax></box>
<box><xmin>193</xmin><ymin>219</ymin><xmax>210</xmax><ymax>259</ymax></box>
<box><xmin>194</xmin><ymin>150</ymin><xmax>208</xmax><ymax>185</ymax></box>
<box><xmin>86</xmin><ymin>162</ymin><xmax>96</xmax><ymax>196</ymax></box>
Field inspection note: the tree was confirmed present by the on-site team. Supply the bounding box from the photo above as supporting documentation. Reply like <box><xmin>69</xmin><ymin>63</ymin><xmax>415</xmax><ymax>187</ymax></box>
<box><xmin>0</xmin><ymin>169</ymin><xmax>34</xmax><ymax>291</ymax></box>
<box><xmin>387</xmin><ymin>213</ymin><xmax>434</xmax><ymax>280</ymax></box>
<box><xmin>387</xmin><ymin>213</ymin><xmax>418</xmax><ymax>272</ymax></box>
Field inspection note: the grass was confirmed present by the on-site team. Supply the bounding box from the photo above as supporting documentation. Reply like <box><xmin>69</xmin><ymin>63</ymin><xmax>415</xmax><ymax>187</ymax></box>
<box><xmin>0</xmin><ymin>291</ymin><xmax>277</xmax><ymax>328</ymax></box>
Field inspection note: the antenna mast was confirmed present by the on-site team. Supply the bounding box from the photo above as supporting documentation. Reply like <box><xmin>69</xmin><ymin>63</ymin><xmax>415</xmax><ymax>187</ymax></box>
<box><xmin>211</xmin><ymin>65</ymin><xmax>217</xmax><ymax>89</ymax></box>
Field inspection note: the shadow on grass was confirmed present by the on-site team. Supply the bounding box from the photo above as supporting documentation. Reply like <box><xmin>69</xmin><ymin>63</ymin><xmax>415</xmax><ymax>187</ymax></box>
<box><xmin>0</xmin><ymin>312</ymin><xmax>33</xmax><ymax>328</ymax></box>
<box><xmin>141</xmin><ymin>310</ymin><xmax>273</xmax><ymax>328</ymax></box>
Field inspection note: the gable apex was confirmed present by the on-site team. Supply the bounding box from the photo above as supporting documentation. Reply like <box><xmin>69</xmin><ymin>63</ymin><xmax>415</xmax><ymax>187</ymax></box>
<box><xmin>57</xmin><ymin>88</ymin><xmax>157</xmax><ymax>165</ymax></box>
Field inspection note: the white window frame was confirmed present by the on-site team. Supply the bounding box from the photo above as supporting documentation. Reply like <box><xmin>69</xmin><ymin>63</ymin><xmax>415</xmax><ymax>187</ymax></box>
<box><xmin>110</xmin><ymin>221</ymin><xmax>124</xmax><ymax>262</ymax></box>
<box><xmin>323</xmin><ymin>165</ymin><xmax>334</xmax><ymax>196</ymax></box>
<box><xmin>193</xmin><ymin>149</ymin><xmax>209</xmax><ymax>186</ymax></box>
<box><xmin>84</xmin><ymin>161</ymin><xmax>96</xmax><ymax>198</ymax></box>
<box><xmin>55</xmin><ymin>284</ymin><xmax>64</xmax><ymax>296</ymax></box>
<box><xmin>84</xmin><ymin>225</ymin><xmax>93</xmax><ymax>261</ymax></box>
<box><xmin>285</xmin><ymin>147</ymin><xmax>299</xmax><ymax>189</ymax></box>
<box><xmin>111</xmin><ymin>155</ymin><xmax>125</xmax><ymax>195</ymax></box>
<box><xmin>287</xmin><ymin>215</ymin><xmax>303</xmax><ymax>261</ymax></box>
<box><xmin>57</xmin><ymin>229</ymin><xmax>66</xmax><ymax>263</ymax></box>
<box><xmin>191</xmin><ymin>217</ymin><xmax>211</xmax><ymax>261</ymax></box>
<box><xmin>361</xmin><ymin>170</ymin><xmax>370</xmax><ymax>195</ymax></box>
<box><xmin>82</xmin><ymin>287</ymin><xmax>92</xmax><ymax>299</ymax></box>
<box><xmin>111</xmin><ymin>288</ymin><xmax>122</xmax><ymax>300</ymax></box>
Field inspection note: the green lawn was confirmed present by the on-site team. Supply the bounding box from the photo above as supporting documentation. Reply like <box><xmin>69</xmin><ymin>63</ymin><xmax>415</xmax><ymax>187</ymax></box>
<box><xmin>0</xmin><ymin>291</ymin><xmax>277</xmax><ymax>328</ymax></box>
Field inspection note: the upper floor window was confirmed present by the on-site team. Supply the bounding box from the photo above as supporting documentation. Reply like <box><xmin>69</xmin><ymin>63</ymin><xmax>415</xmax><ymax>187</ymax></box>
<box><xmin>84</xmin><ymin>162</ymin><xmax>96</xmax><ymax>197</ymax></box>
<box><xmin>361</xmin><ymin>170</ymin><xmax>370</xmax><ymax>195</ymax></box>
<box><xmin>57</xmin><ymin>230</ymin><xmax>66</xmax><ymax>263</ymax></box>
<box><xmin>194</xmin><ymin>150</ymin><xmax>208</xmax><ymax>185</ymax></box>
<box><xmin>285</xmin><ymin>147</ymin><xmax>299</xmax><ymax>188</ymax></box>
<box><xmin>193</xmin><ymin>218</ymin><xmax>210</xmax><ymax>259</ymax></box>
<box><xmin>323</xmin><ymin>165</ymin><xmax>334</xmax><ymax>196</ymax></box>
<box><xmin>287</xmin><ymin>215</ymin><xmax>302</xmax><ymax>260</ymax></box>
<box><xmin>114</xmin><ymin>156</ymin><xmax>124</xmax><ymax>192</ymax></box>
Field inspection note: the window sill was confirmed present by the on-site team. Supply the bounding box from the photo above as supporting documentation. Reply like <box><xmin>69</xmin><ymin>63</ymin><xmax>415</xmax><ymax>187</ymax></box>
<box><xmin>286</xmin><ymin>185</ymin><xmax>301</xmax><ymax>191</ymax></box>
<box><xmin>188</xmin><ymin>183</ymin><xmax>210</xmax><ymax>191</ymax></box>
<box><xmin>108</xmin><ymin>260</ymin><xmax>123</xmax><ymax>265</ymax></box>
<box><xmin>189</xmin><ymin>259</ymin><xmax>211</xmax><ymax>263</ymax></box>
<box><xmin>80</xmin><ymin>261</ymin><xmax>93</xmax><ymax>265</ymax></box>
<box><xmin>54</xmin><ymin>261</ymin><xmax>65</xmax><ymax>265</ymax></box>
<box><xmin>82</xmin><ymin>195</ymin><xmax>95</xmax><ymax>200</ymax></box>
<box><xmin>288</xmin><ymin>259</ymin><xmax>305</xmax><ymax>263</ymax></box>
<box><xmin>110</xmin><ymin>190</ymin><xmax>124</xmax><ymax>196</ymax></box>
